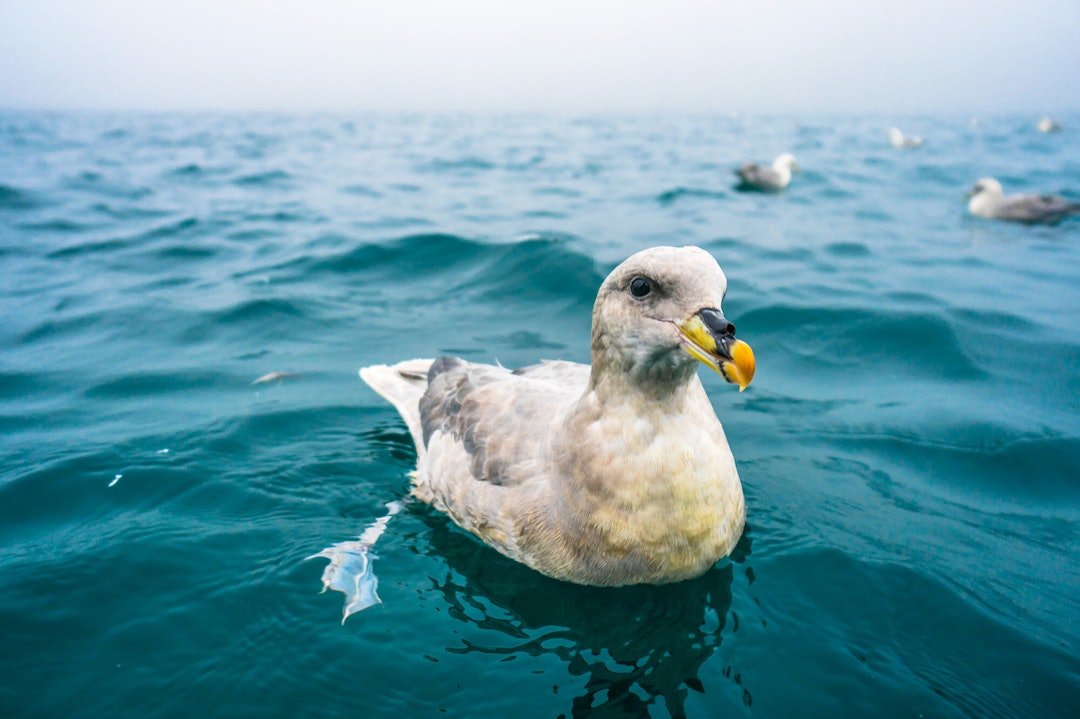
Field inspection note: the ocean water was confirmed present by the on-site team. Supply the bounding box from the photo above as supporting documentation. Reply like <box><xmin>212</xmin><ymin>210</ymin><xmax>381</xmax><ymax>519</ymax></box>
<box><xmin>1</xmin><ymin>110</ymin><xmax>1078</xmax><ymax>719</ymax></box>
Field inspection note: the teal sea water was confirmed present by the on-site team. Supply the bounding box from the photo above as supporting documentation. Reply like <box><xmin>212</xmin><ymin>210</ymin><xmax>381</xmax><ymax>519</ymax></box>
<box><xmin>1</xmin><ymin>111</ymin><xmax>1079</xmax><ymax>718</ymax></box>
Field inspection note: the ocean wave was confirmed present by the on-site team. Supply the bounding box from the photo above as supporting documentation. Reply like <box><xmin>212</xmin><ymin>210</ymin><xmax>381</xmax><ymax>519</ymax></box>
<box><xmin>290</xmin><ymin>233</ymin><xmax>601</xmax><ymax>310</ymax></box>
<box><xmin>83</xmin><ymin>369</ymin><xmax>237</xmax><ymax>399</ymax></box>
<box><xmin>45</xmin><ymin>216</ymin><xmax>202</xmax><ymax>258</ymax></box>
<box><xmin>341</xmin><ymin>183</ymin><xmax>382</xmax><ymax>198</ymax></box>
<box><xmin>848</xmin><ymin>432</ymin><xmax>1080</xmax><ymax>505</ymax></box>
<box><xmin>740</xmin><ymin>302</ymin><xmax>987</xmax><ymax>381</ymax></box>
<box><xmin>161</xmin><ymin>162</ymin><xmax>237</xmax><ymax>183</ymax></box>
<box><xmin>463</xmin><ymin>237</ymin><xmax>602</xmax><ymax>305</ymax></box>
<box><xmin>0</xmin><ymin>183</ymin><xmax>41</xmax><ymax>210</ymax></box>
<box><xmin>754</xmin><ymin>548</ymin><xmax>1080</xmax><ymax>718</ymax></box>
<box><xmin>61</xmin><ymin>170</ymin><xmax>153</xmax><ymax>200</ymax></box>
<box><xmin>656</xmin><ymin>186</ymin><xmax>728</xmax><ymax>205</ymax></box>
<box><xmin>232</xmin><ymin>169</ymin><xmax>293</xmax><ymax>188</ymax></box>
<box><xmin>22</xmin><ymin>218</ymin><xmax>98</xmax><ymax>234</ymax></box>
<box><xmin>208</xmin><ymin>297</ymin><xmax>309</xmax><ymax>324</ymax></box>
<box><xmin>418</xmin><ymin>156</ymin><xmax>497</xmax><ymax>174</ymax></box>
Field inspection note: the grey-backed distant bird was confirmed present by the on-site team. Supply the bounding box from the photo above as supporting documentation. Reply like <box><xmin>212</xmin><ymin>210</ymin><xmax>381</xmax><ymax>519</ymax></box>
<box><xmin>735</xmin><ymin>153</ymin><xmax>799</xmax><ymax>192</ymax></box>
<box><xmin>965</xmin><ymin>177</ymin><xmax>1080</xmax><ymax>225</ymax></box>
<box><xmin>1037</xmin><ymin>117</ymin><xmax>1063</xmax><ymax>133</ymax></box>
<box><xmin>359</xmin><ymin>246</ymin><xmax>756</xmax><ymax>587</ymax></box>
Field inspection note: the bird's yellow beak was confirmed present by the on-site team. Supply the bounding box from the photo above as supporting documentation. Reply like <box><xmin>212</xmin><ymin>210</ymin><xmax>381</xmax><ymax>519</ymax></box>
<box><xmin>676</xmin><ymin>309</ymin><xmax>755</xmax><ymax>391</ymax></box>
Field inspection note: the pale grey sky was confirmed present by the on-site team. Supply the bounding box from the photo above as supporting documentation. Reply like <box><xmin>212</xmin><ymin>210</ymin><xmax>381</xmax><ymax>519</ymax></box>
<box><xmin>1</xmin><ymin>0</ymin><xmax>1078</xmax><ymax>114</ymax></box>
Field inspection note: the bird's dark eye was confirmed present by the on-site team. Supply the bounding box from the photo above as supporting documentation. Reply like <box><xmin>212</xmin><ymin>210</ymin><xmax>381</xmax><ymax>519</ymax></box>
<box><xmin>629</xmin><ymin>277</ymin><xmax>653</xmax><ymax>299</ymax></box>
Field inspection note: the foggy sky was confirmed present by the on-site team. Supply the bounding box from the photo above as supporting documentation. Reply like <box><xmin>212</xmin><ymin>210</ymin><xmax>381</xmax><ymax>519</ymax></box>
<box><xmin>1</xmin><ymin>0</ymin><xmax>1078</xmax><ymax>114</ymax></box>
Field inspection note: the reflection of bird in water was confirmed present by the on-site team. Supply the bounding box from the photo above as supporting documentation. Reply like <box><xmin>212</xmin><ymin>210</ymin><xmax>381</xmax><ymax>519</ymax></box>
<box><xmin>424</xmin><ymin>511</ymin><xmax>755</xmax><ymax>717</ymax></box>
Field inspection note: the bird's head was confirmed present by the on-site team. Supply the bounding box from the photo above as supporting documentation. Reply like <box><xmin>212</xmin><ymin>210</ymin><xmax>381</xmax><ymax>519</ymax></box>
<box><xmin>591</xmin><ymin>246</ymin><xmax>755</xmax><ymax>393</ymax></box>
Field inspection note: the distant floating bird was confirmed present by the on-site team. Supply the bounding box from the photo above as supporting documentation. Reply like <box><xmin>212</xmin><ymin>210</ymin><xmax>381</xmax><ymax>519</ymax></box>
<box><xmin>889</xmin><ymin>127</ymin><xmax>924</xmax><ymax>148</ymax></box>
<box><xmin>357</xmin><ymin>246</ymin><xmax>755</xmax><ymax>588</ymax></box>
<box><xmin>1037</xmin><ymin>116</ymin><xmax>1063</xmax><ymax>133</ymax></box>
<box><xmin>965</xmin><ymin>177</ymin><xmax>1080</xmax><ymax>225</ymax></box>
<box><xmin>735</xmin><ymin>153</ymin><xmax>799</xmax><ymax>192</ymax></box>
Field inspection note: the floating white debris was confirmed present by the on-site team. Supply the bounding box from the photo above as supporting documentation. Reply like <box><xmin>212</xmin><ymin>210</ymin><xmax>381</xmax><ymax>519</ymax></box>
<box><xmin>157</xmin><ymin>449</ymin><xmax>169</xmax><ymax>455</ymax></box>
<box><xmin>108</xmin><ymin>474</ymin><xmax>122</xmax><ymax>487</ymax></box>
<box><xmin>252</xmin><ymin>371</ymin><xmax>299</xmax><ymax>385</ymax></box>
<box><xmin>308</xmin><ymin>500</ymin><xmax>405</xmax><ymax>624</ymax></box>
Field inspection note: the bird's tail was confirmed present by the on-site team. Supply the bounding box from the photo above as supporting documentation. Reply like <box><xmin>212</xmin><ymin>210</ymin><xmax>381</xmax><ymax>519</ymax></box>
<box><xmin>359</xmin><ymin>359</ymin><xmax>433</xmax><ymax>453</ymax></box>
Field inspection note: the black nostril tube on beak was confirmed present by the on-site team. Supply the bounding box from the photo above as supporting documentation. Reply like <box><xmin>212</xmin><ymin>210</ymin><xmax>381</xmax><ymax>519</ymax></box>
<box><xmin>699</xmin><ymin>308</ymin><xmax>735</xmax><ymax>338</ymax></box>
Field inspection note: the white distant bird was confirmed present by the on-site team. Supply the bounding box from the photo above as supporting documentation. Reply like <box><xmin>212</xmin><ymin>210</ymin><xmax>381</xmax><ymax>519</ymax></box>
<box><xmin>735</xmin><ymin>153</ymin><xmax>800</xmax><ymax>192</ymax></box>
<box><xmin>965</xmin><ymin>177</ymin><xmax>1080</xmax><ymax>225</ymax></box>
<box><xmin>889</xmin><ymin>127</ymin><xmax>924</xmax><ymax>148</ymax></box>
<box><xmin>1037</xmin><ymin>116</ymin><xmax>1063</xmax><ymax>133</ymax></box>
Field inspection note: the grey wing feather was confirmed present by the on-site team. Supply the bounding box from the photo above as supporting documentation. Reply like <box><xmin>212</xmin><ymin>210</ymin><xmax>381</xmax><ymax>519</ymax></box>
<box><xmin>1000</xmin><ymin>195</ymin><xmax>1080</xmax><ymax>224</ymax></box>
<box><xmin>411</xmin><ymin>358</ymin><xmax>589</xmax><ymax>561</ymax></box>
<box><xmin>736</xmin><ymin>163</ymin><xmax>779</xmax><ymax>188</ymax></box>
<box><xmin>735</xmin><ymin>162</ymin><xmax>763</xmax><ymax>183</ymax></box>
<box><xmin>419</xmin><ymin>358</ymin><xmax>587</xmax><ymax>488</ymax></box>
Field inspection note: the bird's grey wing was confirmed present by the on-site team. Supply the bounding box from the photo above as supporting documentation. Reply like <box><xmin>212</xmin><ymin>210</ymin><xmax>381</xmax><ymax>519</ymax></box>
<box><xmin>414</xmin><ymin>358</ymin><xmax>589</xmax><ymax>559</ymax></box>
<box><xmin>1030</xmin><ymin>196</ymin><xmax>1080</xmax><ymax>222</ymax></box>
<box><xmin>419</xmin><ymin>357</ymin><xmax>587</xmax><ymax>488</ymax></box>
<box><xmin>1001</xmin><ymin>195</ymin><xmax>1080</xmax><ymax>223</ymax></box>
<box><xmin>737</xmin><ymin>163</ymin><xmax>779</xmax><ymax>188</ymax></box>
<box><xmin>736</xmin><ymin>163</ymin><xmax>763</xmax><ymax>183</ymax></box>
<box><xmin>512</xmin><ymin>359</ymin><xmax>592</xmax><ymax>386</ymax></box>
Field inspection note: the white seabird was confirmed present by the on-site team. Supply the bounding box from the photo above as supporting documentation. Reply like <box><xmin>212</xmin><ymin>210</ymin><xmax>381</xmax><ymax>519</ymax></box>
<box><xmin>889</xmin><ymin>127</ymin><xmax>924</xmax><ymax>148</ymax></box>
<box><xmin>1037</xmin><ymin>117</ymin><xmax>1063</xmax><ymax>133</ymax></box>
<box><xmin>965</xmin><ymin>177</ymin><xmax>1080</xmax><ymax>225</ymax></box>
<box><xmin>359</xmin><ymin>246</ymin><xmax>756</xmax><ymax>587</ymax></box>
<box><xmin>735</xmin><ymin>153</ymin><xmax>799</xmax><ymax>192</ymax></box>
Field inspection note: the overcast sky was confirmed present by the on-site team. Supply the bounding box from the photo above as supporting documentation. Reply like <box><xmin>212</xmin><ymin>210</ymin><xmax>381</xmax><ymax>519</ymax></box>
<box><xmin>1</xmin><ymin>0</ymin><xmax>1078</xmax><ymax>114</ymax></box>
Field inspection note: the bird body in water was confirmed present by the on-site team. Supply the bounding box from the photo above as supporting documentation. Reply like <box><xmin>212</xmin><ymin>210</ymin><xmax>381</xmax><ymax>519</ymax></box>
<box><xmin>360</xmin><ymin>246</ymin><xmax>755</xmax><ymax>587</ymax></box>
<box><xmin>965</xmin><ymin>177</ymin><xmax>1080</xmax><ymax>225</ymax></box>
<box><xmin>735</xmin><ymin>153</ymin><xmax>799</xmax><ymax>192</ymax></box>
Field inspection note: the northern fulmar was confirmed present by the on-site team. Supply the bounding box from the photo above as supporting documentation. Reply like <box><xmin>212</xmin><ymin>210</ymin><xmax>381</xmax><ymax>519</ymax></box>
<box><xmin>889</xmin><ymin>127</ymin><xmax>924</xmax><ymax>148</ymax></box>
<box><xmin>360</xmin><ymin>246</ymin><xmax>756</xmax><ymax>587</ymax></box>
<box><xmin>735</xmin><ymin>153</ymin><xmax>800</xmax><ymax>192</ymax></box>
<box><xmin>965</xmin><ymin>177</ymin><xmax>1080</xmax><ymax>225</ymax></box>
